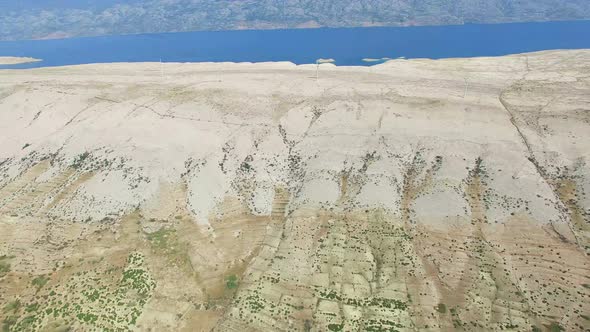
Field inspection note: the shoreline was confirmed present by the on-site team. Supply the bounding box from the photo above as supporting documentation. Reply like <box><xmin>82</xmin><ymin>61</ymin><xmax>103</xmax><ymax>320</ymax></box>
<box><xmin>0</xmin><ymin>49</ymin><xmax>584</xmax><ymax>71</ymax></box>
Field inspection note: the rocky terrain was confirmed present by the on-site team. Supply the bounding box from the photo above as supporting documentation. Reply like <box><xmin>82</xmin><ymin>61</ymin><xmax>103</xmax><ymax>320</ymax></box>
<box><xmin>0</xmin><ymin>57</ymin><xmax>41</xmax><ymax>65</ymax></box>
<box><xmin>0</xmin><ymin>50</ymin><xmax>589</xmax><ymax>331</ymax></box>
<box><xmin>2</xmin><ymin>0</ymin><xmax>590</xmax><ymax>40</ymax></box>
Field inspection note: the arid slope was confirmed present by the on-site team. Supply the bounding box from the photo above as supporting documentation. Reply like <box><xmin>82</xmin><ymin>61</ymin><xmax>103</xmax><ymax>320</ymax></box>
<box><xmin>0</xmin><ymin>51</ymin><xmax>589</xmax><ymax>331</ymax></box>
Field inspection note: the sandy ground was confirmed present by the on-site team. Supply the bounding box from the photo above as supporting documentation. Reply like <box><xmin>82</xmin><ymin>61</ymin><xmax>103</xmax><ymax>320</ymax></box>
<box><xmin>0</xmin><ymin>50</ymin><xmax>589</xmax><ymax>331</ymax></box>
<box><xmin>0</xmin><ymin>56</ymin><xmax>41</xmax><ymax>65</ymax></box>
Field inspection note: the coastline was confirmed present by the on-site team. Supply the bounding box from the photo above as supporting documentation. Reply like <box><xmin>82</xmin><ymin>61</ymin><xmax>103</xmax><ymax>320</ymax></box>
<box><xmin>0</xmin><ymin>49</ymin><xmax>584</xmax><ymax>72</ymax></box>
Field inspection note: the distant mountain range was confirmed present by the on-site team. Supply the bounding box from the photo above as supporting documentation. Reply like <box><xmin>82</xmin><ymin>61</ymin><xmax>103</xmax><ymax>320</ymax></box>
<box><xmin>1</xmin><ymin>0</ymin><xmax>590</xmax><ymax>40</ymax></box>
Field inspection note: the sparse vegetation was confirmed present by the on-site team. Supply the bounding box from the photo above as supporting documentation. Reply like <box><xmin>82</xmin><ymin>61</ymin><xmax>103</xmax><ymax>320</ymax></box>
<box><xmin>71</xmin><ymin>151</ymin><xmax>90</xmax><ymax>169</ymax></box>
<box><xmin>548</xmin><ymin>322</ymin><xmax>564</xmax><ymax>332</ymax></box>
<box><xmin>2</xmin><ymin>316</ymin><xmax>18</xmax><ymax>332</ymax></box>
<box><xmin>147</xmin><ymin>228</ymin><xmax>174</xmax><ymax>250</ymax></box>
<box><xmin>0</xmin><ymin>261</ymin><xmax>10</xmax><ymax>277</ymax></box>
<box><xmin>31</xmin><ymin>275</ymin><xmax>49</xmax><ymax>290</ymax></box>
<box><xmin>3</xmin><ymin>300</ymin><xmax>21</xmax><ymax>313</ymax></box>
<box><xmin>25</xmin><ymin>303</ymin><xmax>39</xmax><ymax>312</ymax></box>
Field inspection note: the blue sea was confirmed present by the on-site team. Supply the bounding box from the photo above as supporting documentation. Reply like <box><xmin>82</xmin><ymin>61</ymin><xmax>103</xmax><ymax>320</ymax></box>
<box><xmin>1</xmin><ymin>20</ymin><xmax>589</xmax><ymax>69</ymax></box>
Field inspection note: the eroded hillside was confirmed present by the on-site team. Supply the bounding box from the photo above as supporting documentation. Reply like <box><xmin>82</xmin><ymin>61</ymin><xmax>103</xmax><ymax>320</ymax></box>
<box><xmin>0</xmin><ymin>51</ymin><xmax>589</xmax><ymax>331</ymax></box>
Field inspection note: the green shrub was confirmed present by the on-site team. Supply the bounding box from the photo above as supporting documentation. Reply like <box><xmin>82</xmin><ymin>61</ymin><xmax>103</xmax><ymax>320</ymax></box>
<box><xmin>31</xmin><ymin>275</ymin><xmax>50</xmax><ymax>289</ymax></box>
<box><xmin>328</xmin><ymin>323</ymin><xmax>344</xmax><ymax>331</ymax></box>
<box><xmin>25</xmin><ymin>303</ymin><xmax>39</xmax><ymax>312</ymax></box>
<box><xmin>0</xmin><ymin>261</ymin><xmax>10</xmax><ymax>277</ymax></box>
<box><xmin>226</xmin><ymin>275</ymin><xmax>238</xmax><ymax>289</ymax></box>
<box><xmin>436</xmin><ymin>303</ymin><xmax>447</xmax><ymax>313</ymax></box>
<box><xmin>3</xmin><ymin>300</ymin><xmax>21</xmax><ymax>313</ymax></box>
<box><xmin>549</xmin><ymin>322</ymin><xmax>564</xmax><ymax>332</ymax></box>
<box><xmin>72</xmin><ymin>152</ymin><xmax>90</xmax><ymax>169</ymax></box>
<box><xmin>2</xmin><ymin>316</ymin><xmax>18</xmax><ymax>332</ymax></box>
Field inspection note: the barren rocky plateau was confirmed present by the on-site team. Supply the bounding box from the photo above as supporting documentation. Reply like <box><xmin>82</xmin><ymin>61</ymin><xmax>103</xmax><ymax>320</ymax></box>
<box><xmin>0</xmin><ymin>50</ymin><xmax>589</xmax><ymax>331</ymax></box>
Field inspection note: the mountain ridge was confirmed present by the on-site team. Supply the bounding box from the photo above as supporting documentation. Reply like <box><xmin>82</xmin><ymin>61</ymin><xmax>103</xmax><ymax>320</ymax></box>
<box><xmin>1</xmin><ymin>0</ymin><xmax>590</xmax><ymax>40</ymax></box>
